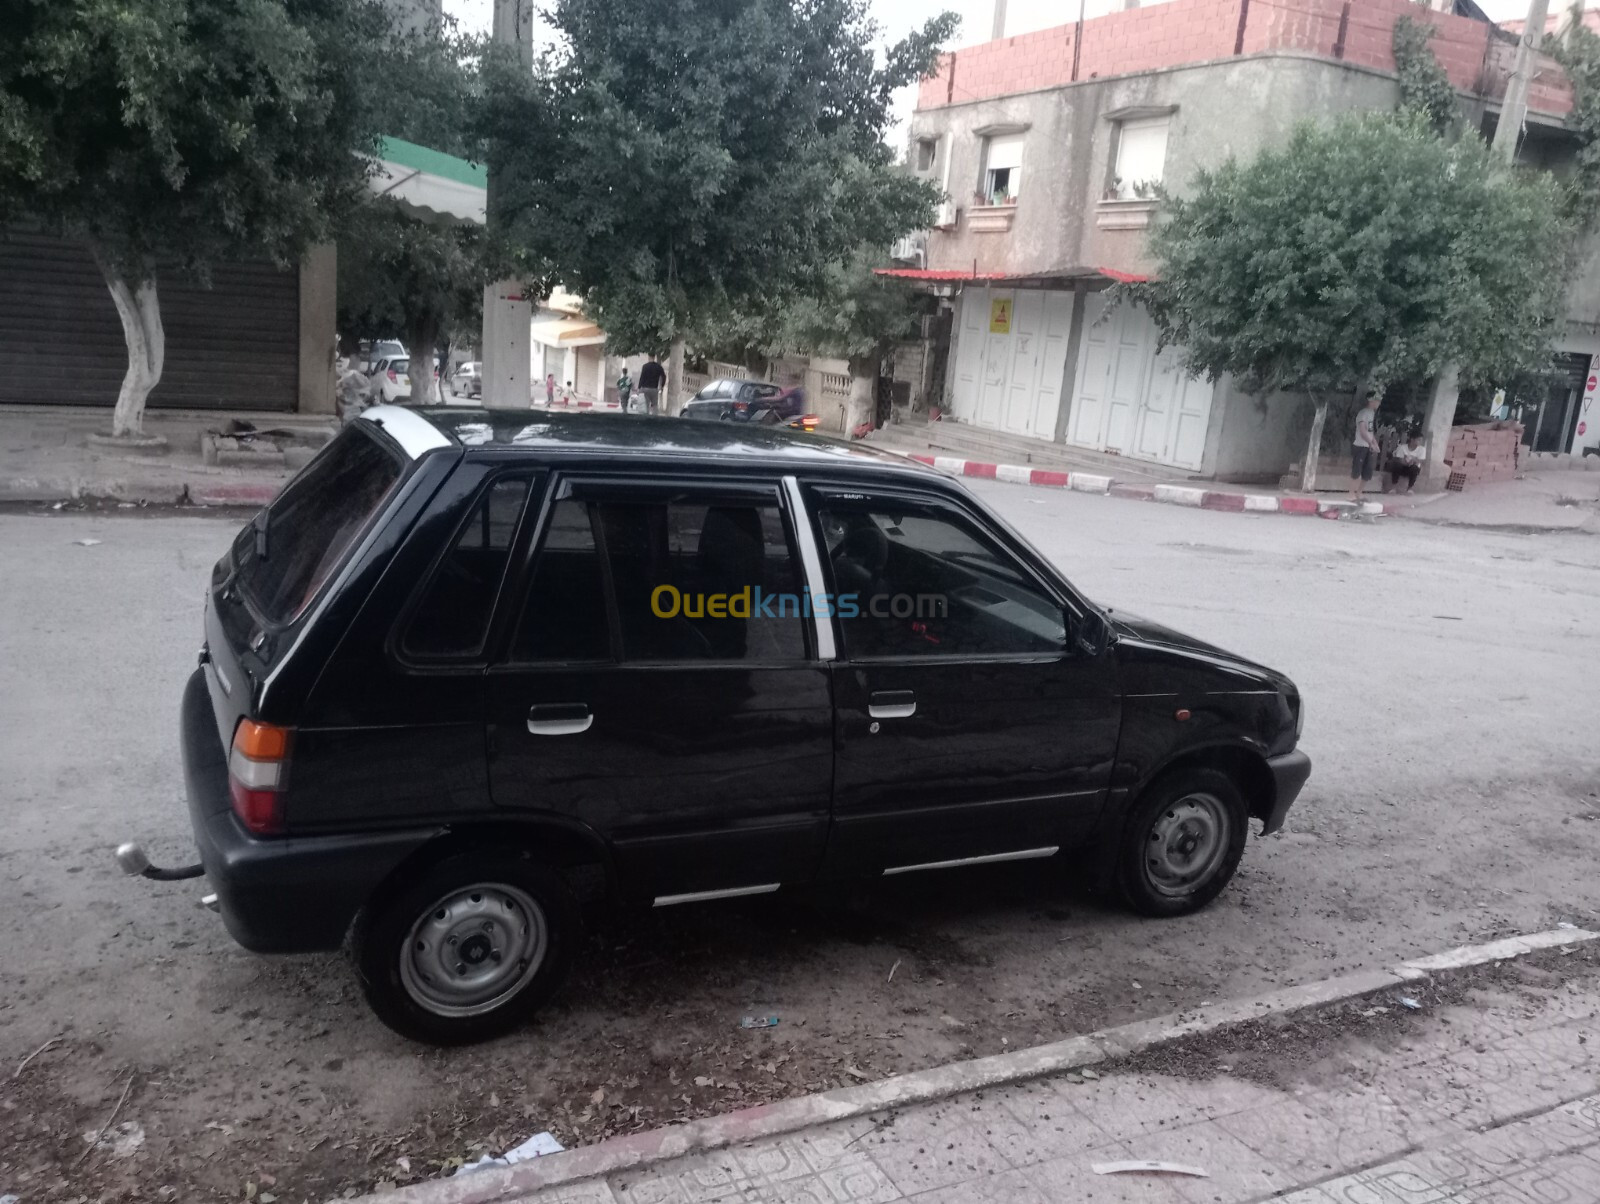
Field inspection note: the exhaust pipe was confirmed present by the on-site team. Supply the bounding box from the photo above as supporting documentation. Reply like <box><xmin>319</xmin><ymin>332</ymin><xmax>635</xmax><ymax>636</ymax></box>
<box><xmin>115</xmin><ymin>842</ymin><xmax>205</xmax><ymax>882</ymax></box>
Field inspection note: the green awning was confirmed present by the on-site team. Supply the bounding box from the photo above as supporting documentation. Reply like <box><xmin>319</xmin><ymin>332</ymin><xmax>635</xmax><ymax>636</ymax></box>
<box><xmin>369</xmin><ymin>136</ymin><xmax>486</xmax><ymax>225</ymax></box>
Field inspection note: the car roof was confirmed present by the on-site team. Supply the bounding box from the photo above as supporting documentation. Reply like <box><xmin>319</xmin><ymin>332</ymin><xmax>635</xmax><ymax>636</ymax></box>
<box><xmin>399</xmin><ymin>406</ymin><xmax>946</xmax><ymax>480</ymax></box>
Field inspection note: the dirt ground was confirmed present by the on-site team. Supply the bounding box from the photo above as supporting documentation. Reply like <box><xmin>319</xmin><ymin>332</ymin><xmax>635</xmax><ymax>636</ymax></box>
<box><xmin>3</xmin><ymin>488</ymin><xmax>1599</xmax><ymax>1203</ymax></box>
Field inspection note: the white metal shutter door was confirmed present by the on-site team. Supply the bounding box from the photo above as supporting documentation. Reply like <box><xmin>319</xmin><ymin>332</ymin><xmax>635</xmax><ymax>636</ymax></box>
<box><xmin>1102</xmin><ymin>303</ymin><xmax>1148</xmax><ymax>455</ymax></box>
<box><xmin>1069</xmin><ymin>291</ymin><xmax>1112</xmax><ymax>449</ymax></box>
<box><xmin>1168</xmin><ymin>372</ymin><xmax>1213</xmax><ymax>470</ymax></box>
<box><xmin>1001</xmin><ymin>290</ymin><xmax>1043</xmax><ymax>435</ymax></box>
<box><xmin>950</xmin><ymin>287</ymin><xmax>988</xmax><ymax>423</ymax></box>
<box><xmin>1029</xmin><ymin>290</ymin><xmax>1074</xmax><ymax>441</ymax></box>
<box><xmin>976</xmin><ymin>288</ymin><xmax>1013</xmax><ymax>430</ymax></box>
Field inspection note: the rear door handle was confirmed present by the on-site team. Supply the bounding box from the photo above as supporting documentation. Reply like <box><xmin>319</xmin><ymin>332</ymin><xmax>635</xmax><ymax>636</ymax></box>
<box><xmin>868</xmin><ymin>690</ymin><xmax>917</xmax><ymax>720</ymax></box>
<box><xmin>527</xmin><ymin>703</ymin><xmax>592</xmax><ymax>736</ymax></box>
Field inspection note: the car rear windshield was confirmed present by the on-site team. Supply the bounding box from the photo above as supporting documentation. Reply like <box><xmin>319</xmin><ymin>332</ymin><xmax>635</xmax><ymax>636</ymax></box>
<box><xmin>392</xmin><ymin>358</ymin><xmax>410</xmax><ymax>374</ymax></box>
<box><xmin>232</xmin><ymin>425</ymin><xmax>405</xmax><ymax>625</ymax></box>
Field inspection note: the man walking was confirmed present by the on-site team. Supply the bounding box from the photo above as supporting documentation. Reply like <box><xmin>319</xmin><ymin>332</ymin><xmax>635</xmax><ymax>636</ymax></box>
<box><xmin>638</xmin><ymin>355</ymin><xmax>666</xmax><ymax>416</ymax></box>
<box><xmin>616</xmin><ymin>365</ymin><xmax>634</xmax><ymax>412</ymax></box>
<box><xmin>1350</xmin><ymin>393</ymin><xmax>1382</xmax><ymax>503</ymax></box>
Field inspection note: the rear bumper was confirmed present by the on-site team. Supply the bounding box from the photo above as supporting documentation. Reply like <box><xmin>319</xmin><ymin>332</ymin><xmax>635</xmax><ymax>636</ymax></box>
<box><xmin>1261</xmin><ymin>748</ymin><xmax>1312</xmax><ymax>835</ymax></box>
<box><xmin>180</xmin><ymin>668</ymin><xmax>442</xmax><ymax>953</ymax></box>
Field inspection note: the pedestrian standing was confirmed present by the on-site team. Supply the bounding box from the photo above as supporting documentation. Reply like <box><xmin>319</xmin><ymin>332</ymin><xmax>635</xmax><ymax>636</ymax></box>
<box><xmin>1350</xmin><ymin>394</ymin><xmax>1382</xmax><ymax>503</ymax></box>
<box><xmin>545</xmin><ymin>372</ymin><xmax>555</xmax><ymax>407</ymax></box>
<box><xmin>617</xmin><ymin>365</ymin><xmax>633</xmax><ymax>412</ymax></box>
<box><xmin>638</xmin><ymin>356</ymin><xmax>666</xmax><ymax>416</ymax></box>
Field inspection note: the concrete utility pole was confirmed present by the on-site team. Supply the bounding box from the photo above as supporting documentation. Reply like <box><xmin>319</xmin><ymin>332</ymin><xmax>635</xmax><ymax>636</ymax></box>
<box><xmin>481</xmin><ymin>0</ymin><xmax>536</xmax><ymax>407</ymax></box>
<box><xmin>1493</xmin><ymin>0</ymin><xmax>1552</xmax><ymax>163</ymax></box>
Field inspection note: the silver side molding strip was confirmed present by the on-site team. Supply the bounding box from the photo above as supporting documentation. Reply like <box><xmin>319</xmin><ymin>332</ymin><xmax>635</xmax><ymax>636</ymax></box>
<box><xmin>882</xmin><ymin>846</ymin><xmax>1060</xmax><ymax>877</ymax></box>
<box><xmin>653</xmin><ymin>883</ymin><xmax>782</xmax><ymax>908</ymax></box>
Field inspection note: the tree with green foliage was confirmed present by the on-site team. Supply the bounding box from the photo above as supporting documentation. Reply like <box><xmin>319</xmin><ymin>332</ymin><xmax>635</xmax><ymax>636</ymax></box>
<box><xmin>1552</xmin><ymin>14</ymin><xmax>1600</xmax><ymax>230</ymax></box>
<box><xmin>0</xmin><ymin>0</ymin><xmax>392</xmax><ymax>437</ymax></box>
<box><xmin>1392</xmin><ymin>16</ymin><xmax>1459</xmax><ymax>136</ymax></box>
<box><xmin>338</xmin><ymin>22</ymin><xmax>490</xmax><ymax>403</ymax></box>
<box><xmin>481</xmin><ymin>0</ymin><xmax>956</xmax><ymax>410</ymax></box>
<box><xmin>1137</xmin><ymin>114</ymin><xmax>1569</xmax><ymax>490</ymax></box>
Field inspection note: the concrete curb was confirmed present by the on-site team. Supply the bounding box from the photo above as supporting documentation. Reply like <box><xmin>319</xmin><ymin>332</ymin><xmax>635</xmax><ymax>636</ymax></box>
<box><xmin>901</xmin><ymin>451</ymin><xmax>1398</xmax><ymax>519</ymax></box>
<box><xmin>352</xmin><ymin>926</ymin><xmax>1597</xmax><ymax>1204</ymax></box>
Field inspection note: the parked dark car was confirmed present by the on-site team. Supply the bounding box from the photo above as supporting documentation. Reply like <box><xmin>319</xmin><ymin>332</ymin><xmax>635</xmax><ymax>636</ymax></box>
<box><xmin>680</xmin><ymin>378</ymin><xmax>807</xmax><ymax>424</ymax></box>
<box><xmin>138</xmin><ymin>406</ymin><xmax>1309</xmax><ymax>1044</ymax></box>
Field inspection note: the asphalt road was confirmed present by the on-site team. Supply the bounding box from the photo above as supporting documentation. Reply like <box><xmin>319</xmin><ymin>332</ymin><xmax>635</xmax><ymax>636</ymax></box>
<box><xmin>3</xmin><ymin>484</ymin><xmax>1598</xmax><ymax>1201</ymax></box>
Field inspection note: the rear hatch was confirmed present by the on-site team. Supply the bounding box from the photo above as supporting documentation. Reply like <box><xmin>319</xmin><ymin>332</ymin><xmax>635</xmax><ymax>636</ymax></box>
<box><xmin>199</xmin><ymin>416</ymin><xmax>430</xmax><ymax>814</ymax></box>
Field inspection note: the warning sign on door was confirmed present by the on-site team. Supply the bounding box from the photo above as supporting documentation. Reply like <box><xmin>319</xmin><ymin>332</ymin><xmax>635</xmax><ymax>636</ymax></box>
<box><xmin>989</xmin><ymin>298</ymin><xmax>1013</xmax><ymax>334</ymax></box>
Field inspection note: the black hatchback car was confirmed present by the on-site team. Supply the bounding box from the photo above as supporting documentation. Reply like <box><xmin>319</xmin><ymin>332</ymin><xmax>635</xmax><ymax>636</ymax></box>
<box><xmin>153</xmin><ymin>406</ymin><xmax>1308</xmax><ymax>1044</ymax></box>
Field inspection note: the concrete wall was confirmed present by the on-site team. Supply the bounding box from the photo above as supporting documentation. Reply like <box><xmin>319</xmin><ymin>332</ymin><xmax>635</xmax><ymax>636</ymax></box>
<box><xmin>910</xmin><ymin>54</ymin><xmax>1403</xmax><ymax>279</ymax></box>
<box><xmin>1200</xmin><ymin>381</ymin><xmax>1317</xmax><ymax>482</ymax></box>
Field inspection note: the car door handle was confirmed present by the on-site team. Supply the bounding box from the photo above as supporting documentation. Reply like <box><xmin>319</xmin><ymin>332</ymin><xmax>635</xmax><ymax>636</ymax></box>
<box><xmin>526</xmin><ymin>704</ymin><xmax>593</xmax><ymax>736</ymax></box>
<box><xmin>868</xmin><ymin>690</ymin><xmax>917</xmax><ymax>720</ymax></box>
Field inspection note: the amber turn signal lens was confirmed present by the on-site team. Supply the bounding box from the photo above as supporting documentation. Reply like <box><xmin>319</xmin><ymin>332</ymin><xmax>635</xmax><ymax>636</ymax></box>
<box><xmin>233</xmin><ymin>719</ymin><xmax>291</xmax><ymax>760</ymax></box>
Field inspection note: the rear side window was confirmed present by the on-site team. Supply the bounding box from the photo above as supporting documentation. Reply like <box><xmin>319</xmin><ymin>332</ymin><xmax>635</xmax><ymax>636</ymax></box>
<box><xmin>233</xmin><ymin>426</ymin><xmax>404</xmax><ymax>625</ymax></box>
<box><xmin>405</xmin><ymin>476</ymin><xmax>534</xmax><ymax>659</ymax></box>
<box><xmin>513</xmin><ymin>499</ymin><xmax>611</xmax><ymax>662</ymax></box>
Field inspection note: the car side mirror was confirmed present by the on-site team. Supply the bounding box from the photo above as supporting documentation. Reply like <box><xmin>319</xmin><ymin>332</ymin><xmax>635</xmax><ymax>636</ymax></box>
<box><xmin>1075</xmin><ymin>609</ymin><xmax>1112</xmax><ymax>657</ymax></box>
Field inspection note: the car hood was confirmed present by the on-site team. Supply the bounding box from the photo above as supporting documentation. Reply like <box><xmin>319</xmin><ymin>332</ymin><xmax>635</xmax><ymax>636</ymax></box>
<box><xmin>1109</xmin><ymin>609</ymin><xmax>1293</xmax><ymax>692</ymax></box>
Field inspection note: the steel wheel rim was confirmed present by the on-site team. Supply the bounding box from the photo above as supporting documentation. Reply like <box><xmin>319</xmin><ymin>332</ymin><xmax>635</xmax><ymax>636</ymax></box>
<box><xmin>1144</xmin><ymin>792</ymin><xmax>1230</xmax><ymax>898</ymax></box>
<box><xmin>399</xmin><ymin>883</ymin><xmax>547</xmax><ymax>1018</ymax></box>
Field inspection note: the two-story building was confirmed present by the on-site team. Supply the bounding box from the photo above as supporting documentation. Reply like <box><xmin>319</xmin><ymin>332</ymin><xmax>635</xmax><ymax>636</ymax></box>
<box><xmin>894</xmin><ymin>0</ymin><xmax>1600</xmax><ymax>484</ymax></box>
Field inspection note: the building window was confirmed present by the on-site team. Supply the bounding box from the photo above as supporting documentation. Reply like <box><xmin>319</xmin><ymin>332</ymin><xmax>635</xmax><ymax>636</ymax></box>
<box><xmin>915</xmin><ymin>138</ymin><xmax>938</xmax><ymax>173</ymax></box>
<box><xmin>982</xmin><ymin>134</ymin><xmax>1024</xmax><ymax>205</ymax></box>
<box><xmin>1111</xmin><ymin>116</ymin><xmax>1169</xmax><ymax>200</ymax></box>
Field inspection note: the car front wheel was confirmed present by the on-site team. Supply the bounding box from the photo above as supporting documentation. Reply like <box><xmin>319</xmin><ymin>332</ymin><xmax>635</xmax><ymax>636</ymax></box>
<box><xmin>1118</xmin><ymin>767</ymin><xmax>1248</xmax><ymax>917</ymax></box>
<box><xmin>353</xmin><ymin>849</ymin><xmax>580</xmax><ymax>1044</ymax></box>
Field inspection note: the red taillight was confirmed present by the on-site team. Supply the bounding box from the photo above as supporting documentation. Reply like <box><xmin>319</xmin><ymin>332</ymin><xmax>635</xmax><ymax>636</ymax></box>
<box><xmin>733</xmin><ymin>400</ymin><xmax>748</xmax><ymax>412</ymax></box>
<box><xmin>793</xmin><ymin>414</ymin><xmax>820</xmax><ymax>430</ymax></box>
<box><xmin>387</xmin><ymin>368</ymin><xmax>398</xmax><ymax>382</ymax></box>
<box><xmin>229</xmin><ymin>719</ymin><xmax>292</xmax><ymax>835</ymax></box>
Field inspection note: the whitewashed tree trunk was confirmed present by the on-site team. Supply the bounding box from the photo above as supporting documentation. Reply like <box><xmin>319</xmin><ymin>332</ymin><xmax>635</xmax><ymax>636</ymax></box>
<box><xmin>100</xmin><ymin>260</ymin><xmax>164</xmax><ymax>438</ymax></box>
<box><xmin>845</xmin><ymin>355</ymin><xmax>878</xmax><ymax>435</ymax></box>
<box><xmin>1300</xmin><ymin>394</ymin><xmax>1328</xmax><ymax>493</ymax></box>
<box><xmin>666</xmin><ymin>336</ymin><xmax>686</xmax><ymax>415</ymax></box>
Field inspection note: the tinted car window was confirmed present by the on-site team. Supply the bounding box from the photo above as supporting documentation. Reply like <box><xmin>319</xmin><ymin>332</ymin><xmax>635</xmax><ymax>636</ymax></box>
<box><xmin>736</xmin><ymin>383</ymin><xmax>757</xmax><ymax>401</ymax></box>
<box><xmin>392</xmin><ymin>359</ymin><xmax>410</xmax><ymax>375</ymax></box>
<box><xmin>233</xmin><ymin>426</ymin><xmax>403</xmax><ymax>625</ymax></box>
<box><xmin>708</xmin><ymin>380</ymin><xmax>734</xmax><ymax>399</ymax></box>
<box><xmin>512</xmin><ymin>498</ymin><xmax>611</xmax><ymax>662</ymax></box>
<box><xmin>597</xmin><ymin>498</ymin><xmax>806</xmax><ymax>661</ymax></box>
<box><xmin>405</xmin><ymin>477</ymin><xmax>533</xmax><ymax>659</ymax></box>
<box><xmin>819</xmin><ymin>504</ymin><xmax>1066</xmax><ymax>659</ymax></box>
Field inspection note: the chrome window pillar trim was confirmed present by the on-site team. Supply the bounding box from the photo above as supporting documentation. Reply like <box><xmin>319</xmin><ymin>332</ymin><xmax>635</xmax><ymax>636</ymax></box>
<box><xmin>782</xmin><ymin>475</ymin><xmax>836</xmax><ymax>662</ymax></box>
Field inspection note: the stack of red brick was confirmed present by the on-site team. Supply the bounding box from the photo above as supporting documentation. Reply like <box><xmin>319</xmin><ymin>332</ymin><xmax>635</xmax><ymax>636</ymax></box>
<box><xmin>1443</xmin><ymin>421</ymin><xmax>1524</xmax><ymax>489</ymax></box>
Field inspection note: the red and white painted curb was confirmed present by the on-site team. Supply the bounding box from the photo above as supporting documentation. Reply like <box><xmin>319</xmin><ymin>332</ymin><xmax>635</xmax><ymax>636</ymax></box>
<box><xmin>904</xmin><ymin>453</ymin><xmax>1397</xmax><ymax>519</ymax></box>
<box><xmin>537</xmin><ymin>398</ymin><xmax>623</xmax><ymax>411</ymax></box>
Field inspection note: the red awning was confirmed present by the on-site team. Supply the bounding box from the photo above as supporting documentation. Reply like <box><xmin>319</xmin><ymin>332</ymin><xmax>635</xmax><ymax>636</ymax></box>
<box><xmin>873</xmin><ymin>268</ymin><xmax>1010</xmax><ymax>281</ymax></box>
<box><xmin>873</xmin><ymin>265</ymin><xmax>1153</xmax><ymax>284</ymax></box>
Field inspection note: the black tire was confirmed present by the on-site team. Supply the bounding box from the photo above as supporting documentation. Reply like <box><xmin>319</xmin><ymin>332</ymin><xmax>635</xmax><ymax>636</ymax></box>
<box><xmin>1117</xmin><ymin>767</ymin><xmax>1249</xmax><ymax>917</ymax></box>
<box><xmin>353</xmin><ymin>848</ymin><xmax>580</xmax><ymax>1045</ymax></box>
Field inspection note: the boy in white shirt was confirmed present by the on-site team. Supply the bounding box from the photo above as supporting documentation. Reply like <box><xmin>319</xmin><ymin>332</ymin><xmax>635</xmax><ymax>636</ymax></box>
<box><xmin>1386</xmin><ymin>429</ymin><xmax>1426</xmax><ymax>494</ymax></box>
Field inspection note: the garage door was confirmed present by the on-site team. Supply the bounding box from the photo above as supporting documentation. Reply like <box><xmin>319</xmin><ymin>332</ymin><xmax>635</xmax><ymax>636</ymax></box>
<box><xmin>948</xmin><ymin>287</ymin><xmax>1074</xmax><ymax>441</ymax></box>
<box><xmin>1067</xmin><ymin>292</ymin><xmax>1212</xmax><ymax>471</ymax></box>
<box><xmin>0</xmin><ymin>230</ymin><xmax>299</xmax><ymax>411</ymax></box>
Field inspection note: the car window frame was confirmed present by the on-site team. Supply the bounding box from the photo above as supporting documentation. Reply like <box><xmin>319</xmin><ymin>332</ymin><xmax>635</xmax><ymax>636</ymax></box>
<box><xmin>492</xmin><ymin>471</ymin><xmax>824</xmax><ymax>669</ymax></box>
<box><xmin>802</xmin><ymin>481</ymin><xmax>1082</xmax><ymax>666</ymax></box>
<box><xmin>390</xmin><ymin>466</ymin><xmax>546</xmax><ymax>668</ymax></box>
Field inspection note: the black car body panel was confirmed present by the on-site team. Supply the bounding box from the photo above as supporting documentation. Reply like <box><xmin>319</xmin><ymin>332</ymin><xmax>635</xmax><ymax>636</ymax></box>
<box><xmin>178</xmin><ymin>407</ymin><xmax>1311</xmax><ymax>956</ymax></box>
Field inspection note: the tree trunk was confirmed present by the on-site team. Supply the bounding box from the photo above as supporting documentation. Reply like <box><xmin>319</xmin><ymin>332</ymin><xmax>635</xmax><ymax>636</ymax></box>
<box><xmin>666</xmin><ymin>337</ymin><xmax>686</xmax><ymax>415</ymax></box>
<box><xmin>1300</xmin><ymin>393</ymin><xmax>1328</xmax><ymax>493</ymax></box>
<box><xmin>845</xmin><ymin>355</ymin><xmax>879</xmax><ymax>436</ymax></box>
<box><xmin>99</xmin><ymin>259</ymin><xmax>164</xmax><ymax>438</ymax></box>
<box><xmin>406</xmin><ymin>315</ymin><xmax>441</xmax><ymax>404</ymax></box>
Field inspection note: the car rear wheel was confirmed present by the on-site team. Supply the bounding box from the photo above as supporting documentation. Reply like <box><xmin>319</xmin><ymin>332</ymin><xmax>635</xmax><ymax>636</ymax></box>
<box><xmin>1118</xmin><ymin>767</ymin><xmax>1248</xmax><ymax>917</ymax></box>
<box><xmin>353</xmin><ymin>849</ymin><xmax>580</xmax><ymax>1044</ymax></box>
